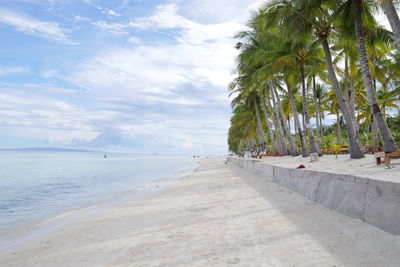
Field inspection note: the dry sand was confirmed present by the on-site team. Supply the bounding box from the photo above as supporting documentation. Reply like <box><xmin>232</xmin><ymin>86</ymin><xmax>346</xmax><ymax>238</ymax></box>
<box><xmin>1</xmin><ymin>158</ymin><xmax>399</xmax><ymax>266</ymax></box>
<box><xmin>256</xmin><ymin>154</ymin><xmax>400</xmax><ymax>183</ymax></box>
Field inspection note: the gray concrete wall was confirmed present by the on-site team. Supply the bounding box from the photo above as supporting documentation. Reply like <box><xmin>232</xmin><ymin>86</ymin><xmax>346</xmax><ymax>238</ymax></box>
<box><xmin>227</xmin><ymin>156</ymin><xmax>400</xmax><ymax>235</ymax></box>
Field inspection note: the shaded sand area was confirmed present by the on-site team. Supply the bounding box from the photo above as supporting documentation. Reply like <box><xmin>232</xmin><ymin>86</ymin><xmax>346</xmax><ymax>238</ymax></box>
<box><xmin>1</xmin><ymin>158</ymin><xmax>400</xmax><ymax>266</ymax></box>
<box><xmin>257</xmin><ymin>154</ymin><xmax>400</xmax><ymax>183</ymax></box>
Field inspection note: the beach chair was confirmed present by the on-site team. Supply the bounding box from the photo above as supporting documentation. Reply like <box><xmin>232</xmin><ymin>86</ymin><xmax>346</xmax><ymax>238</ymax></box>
<box><xmin>258</xmin><ymin>154</ymin><xmax>284</xmax><ymax>159</ymax></box>
<box><xmin>321</xmin><ymin>147</ymin><xmax>333</xmax><ymax>155</ymax></box>
<box><xmin>339</xmin><ymin>145</ymin><xmax>349</xmax><ymax>154</ymax></box>
<box><xmin>364</xmin><ymin>146</ymin><xmax>383</xmax><ymax>154</ymax></box>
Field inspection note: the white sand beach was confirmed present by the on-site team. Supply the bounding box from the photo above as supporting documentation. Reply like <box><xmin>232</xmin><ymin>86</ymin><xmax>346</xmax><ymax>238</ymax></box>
<box><xmin>256</xmin><ymin>154</ymin><xmax>400</xmax><ymax>183</ymax></box>
<box><xmin>1</xmin><ymin>158</ymin><xmax>400</xmax><ymax>266</ymax></box>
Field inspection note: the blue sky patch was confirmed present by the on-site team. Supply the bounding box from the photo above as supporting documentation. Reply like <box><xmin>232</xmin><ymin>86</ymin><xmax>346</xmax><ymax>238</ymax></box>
<box><xmin>0</xmin><ymin>0</ymin><xmax>269</xmax><ymax>154</ymax></box>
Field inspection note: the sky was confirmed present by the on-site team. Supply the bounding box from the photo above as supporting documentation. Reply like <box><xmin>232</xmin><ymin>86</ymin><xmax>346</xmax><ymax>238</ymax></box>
<box><xmin>0</xmin><ymin>0</ymin><xmax>265</xmax><ymax>155</ymax></box>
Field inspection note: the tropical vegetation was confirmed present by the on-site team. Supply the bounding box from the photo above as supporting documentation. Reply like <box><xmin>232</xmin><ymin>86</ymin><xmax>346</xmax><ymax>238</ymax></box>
<box><xmin>228</xmin><ymin>0</ymin><xmax>400</xmax><ymax>158</ymax></box>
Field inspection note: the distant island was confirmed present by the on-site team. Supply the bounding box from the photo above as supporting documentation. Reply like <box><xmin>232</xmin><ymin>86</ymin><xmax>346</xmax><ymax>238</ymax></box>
<box><xmin>0</xmin><ymin>147</ymin><xmax>100</xmax><ymax>153</ymax></box>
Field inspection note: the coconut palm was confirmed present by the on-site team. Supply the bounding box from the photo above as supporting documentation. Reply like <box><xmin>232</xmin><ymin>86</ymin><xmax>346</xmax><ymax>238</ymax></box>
<box><xmin>269</xmin><ymin>80</ymin><xmax>298</xmax><ymax>155</ymax></box>
<box><xmin>250</xmin><ymin>15</ymin><xmax>314</xmax><ymax>156</ymax></box>
<box><xmin>379</xmin><ymin>0</ymin><xmax>400</xmax><ymax>51</ymax></box>
<box><xmin>314</xmin><ymin>83</ymin><xmax>329</xmax><ymax>146</ymax></box>
<box><xmin>228</xmin><ymin>104</ymin><xmax>258</xmax><ymax>153</ymax></box>
<box><xmin>264</xmin><ymin>0</ymin><xmax>365</xmax><ymax>158</ymax></box>
<box><xmin>229</xmin><ymin>75</ymin><xmax>269</xmax><ymax>152</ymax></box>
<box><xmin>352</xmin><ymin>0</ymin><xmax>399</xmax><ymax>151</ymax></box>
<box><xmin>228</xmin><ymin>0</ymin><xmax>400</xmax><ymax>156</ymax></box>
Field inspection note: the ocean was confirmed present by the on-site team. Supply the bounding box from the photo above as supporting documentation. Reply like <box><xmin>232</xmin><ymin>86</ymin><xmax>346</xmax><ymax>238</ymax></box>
<box><xmin>0</xmin><ymin>151</ymin><xmax>194</xmax><ymax>230</ymax></box>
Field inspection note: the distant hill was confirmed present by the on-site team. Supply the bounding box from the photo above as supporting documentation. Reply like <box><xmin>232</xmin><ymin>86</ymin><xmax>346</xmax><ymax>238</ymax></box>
<box><xmin>0</xmin><ymin>147</ymin><xmax>100</xmax><ymax>153</ymax></box>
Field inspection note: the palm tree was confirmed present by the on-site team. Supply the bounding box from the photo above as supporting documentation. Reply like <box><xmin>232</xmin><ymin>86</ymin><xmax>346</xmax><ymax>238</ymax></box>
<box><xmin>269</xmin><ymin>79</ymin><xmax>298</xmax><ymax>155</ymax></box>
<box><xmin>292</xmin><ymin>40</ymin><xmax>322</xmax><ymax>155</ymax></box>
<box><xmin>259</xmin><ymin>90</ymin><xmax>279</xmax><ymax>153</ymax></box>
<box><xmin>326</xmin><ymin>91</ymin><xmax>343</xmax><ymax>145</ymax></box>
<box><xmin>228</xmin><ymin>104</ymin><xmax>258</xmax><ymax>154</ymax></box>
<box><xmin>353</xmin><ymin>0</ymin><xmax>399</xmax><ymax>152</ymax></box>
<box><xmin>264</xmin><ymin>0</ymin><xmax>365</xmax><ymax>158</ymax></box>
<box><xmin>266</xmin><ymin>84</ymin><xmax>289</xmax><ymax>155</ymax></box>
<box><xmin>314</xmin><ymin>83</ymin><xmax>329</xmax><ymax>146</ymax></box>
<box><xmin>380</xmin><ymin>0</ymin><xmax>400</xmax><ymax>51</ymax></box>
<box><xmin>228</xmin><ymin>0</ymin><xmax>400</xmax><ymax>157</ymax></box>
<box><xmin>233</xmin><ymin>16</ymin><xmax>300</xmax><ymax>155</ymax></box>
<box><xmin>229</xmin><ymin>75</ymin><xmax>269</xmax><ymax>153</ymax></box>
<box><xmin>258</xmin><ymin>29</ymin><xmax>308</xmax><ymax>156</ymax></box>
<box><xmin>311</xmin><ymin>77</ymin><xmax>322</xmax><ymax>147</ymax></box>
<box><xmin>287</xmin><ymin>80</ymin><xmax>310</xmax><ymax>156</ymax></box>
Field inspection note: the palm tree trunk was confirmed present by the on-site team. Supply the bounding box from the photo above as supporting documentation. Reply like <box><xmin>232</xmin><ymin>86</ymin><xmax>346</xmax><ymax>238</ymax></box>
<box><xmin>381</xmin><ymin>0</ymin><xmax>400</xmax><ymax>51</ymax></box>
<box><xmin>269</xmin><ymin>80</ymin><xmax>298</xmax><ymax>156</ymax></box>
<box><xmin>266</xmin><ymin>93</ymin><xmax>287</xmax><ymax>155</ymax></box>
<box><xmin>245</xmin><ymin>138</ymin><xmax>251</xmax><ymax>153</ymax></box>
<box><xmin>336</xmin><ymin>109</ymin><xmax>343</xmax><ymax>145</ymax></box>
<box><xmin>268</xmin><ymin>89</ymin><xmax>289</xmax><ymax>155</ymax></box>
<box><xmin>286</xmin><ymin>80</ymin><xmax>309</xmax><ymax>157</ymax></box>
<box><xmin>349</xmin><ymin>76</ymin><xmax>360</xmax><ymax>133</ymax></box>
<box><xmin>312</xmin><ymin>76</ymin><xmax>321</xmax><ymax>148</ymax></box>
<box><xmin>346</xmin><ymin>56</ymin><xmax>361</xmax><ymax>134</ymax></box>
<box><xmin>300</xmin><ymin>64</ymin><xmax>321</xmax><ymax>156</ymax></box>
<box><xmin>319</xmin><ymin>105</ymin><xmax>324</xmax><ymax>147</ymax></box>
<box><xmin>372</xmin><ymin>116</ymin><xmax>379</xmax><ymax>146</ymax></box>
<box><xmin>253</xmin><ymin>97</ymin><xmax>266</xmax><ymax>151</ymax></box>
<box><xmin>354</xmin><ymin>0</ymin><xmax>399</xmax><ymax>152</ymax></box>
<box><xmin>260</xmin><ymin>94</ymin><xmax>277</xmax><ymax>153</ymax></box>
<box><xmin>344</xmin><ymin>56</ymin><xmax>350</xmax><ymax>108</ymax></box>
<box><xmin>320</xmin><ymin>36</ymin><xmax>365</xmax><ymax>158</ymax></box>
<box><xmin>250</xmin><ymin>138</ymin><xmax>256</xmax><ymax>153</ymax></box>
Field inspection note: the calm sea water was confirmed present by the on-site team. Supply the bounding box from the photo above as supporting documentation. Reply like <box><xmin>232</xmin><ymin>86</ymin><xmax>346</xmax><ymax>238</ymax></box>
<box><xmin>0</xmin><ymin>152</ymin><xmax>193</xmax><ymax>230</ymax></box>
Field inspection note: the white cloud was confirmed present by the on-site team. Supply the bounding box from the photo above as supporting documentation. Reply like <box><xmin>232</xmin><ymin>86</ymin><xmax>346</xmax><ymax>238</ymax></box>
<box><xmin>376</xmin><ymin>10</ymin><xmax>391</xmax><ymax>30</ymax></box>
<box><xmin>129</xmin><ymin>4</ymin><xmax>244</xmax><ymax>44</ymax></box>
<box><xmin>83</xmin><ymin>0</ymin><xmax>121</xmax><ymax>17</ymax></box>
<box><xmin>41</xmin><ymin>69</ymin><xmax>58</xmax><ymax>78</ymax></box>
<box><xmin>73</xmin><ymin>15</ymin><xmax>90</xmax><ymax>22</ymax></box>
<box><xmin>0</xmin><ymin>8</ymin><xmax>71</xmax><ymax>43</ymax></box>
<box><xmin>103</xmin><ymin>8</ymin><xmax>120</xmax><ymax>17</ymax></box>
<box><xmin>0</xmin><ymin>88</ymin><xmax>113</xmax><ymax>144</ymax></box>
<box><xmin>128</xmin><ymin>36</ymin><xmax>141</xmax><ymax>44</ymax></box>
<box><xmin>0</xmin><ymin>84</ymin><xmax>229</xmax><ymax>153</ymax></box>
<box><xmin>0</xmin><ymin>1</ymin><xmax>264</xmax><ymax>154</ymax></box>
<box><xmin>130</xmin><ymin>4</ymin><xmax>188</xmax><ymax>29</ymax></box>
<box><xmin>91</xmin><ymin>21</ymin><xmax>128</xmax><ymax>35</ymax></box>
<box><xmin>0</xmin><ymin>66</ymin><xmax>28</xmax><ymax>76</ymax></box>
<box><xmin>61</xmin><ymin>3</ymin><xmax>240</xmax><ymax>153</ymax></box>
<box><xmin>77</xmin><ymin>4</ymin><xmax>241</xmax><ymax>105</ymax></box>
<box><xmin>174</xmin><ymin>0</ymin><xmax>265</xmax><ymax>23</ymax></box>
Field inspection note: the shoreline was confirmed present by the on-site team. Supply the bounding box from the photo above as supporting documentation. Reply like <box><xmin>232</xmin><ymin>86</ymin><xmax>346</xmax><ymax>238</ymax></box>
<box><xmin>0</xmin><ymin>159</ymin><xmax>198</xmax><ymax>250</ymax></box>
<box><xmin>1</xmin><ymin>157</ymin><xmax>399</xmax><ymax>266</ymax></box>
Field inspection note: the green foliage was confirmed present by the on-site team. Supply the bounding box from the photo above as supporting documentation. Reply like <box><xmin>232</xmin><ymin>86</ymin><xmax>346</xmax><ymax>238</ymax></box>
<box><xmin>227</xmin><ymin>0</ymin><xmax>400</xmax><ymax>154</ymax></box>
<box><xmin>387</xmin><ymin>114</ymin><xmax>400</xmax><ymax>144</ymax></box>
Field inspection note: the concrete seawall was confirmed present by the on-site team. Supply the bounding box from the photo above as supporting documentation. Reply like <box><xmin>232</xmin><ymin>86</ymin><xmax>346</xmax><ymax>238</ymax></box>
<box><xmin>227</xmin><ymin>156</ymin><xmax>400</xmax><ymax>235</ymax></box>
